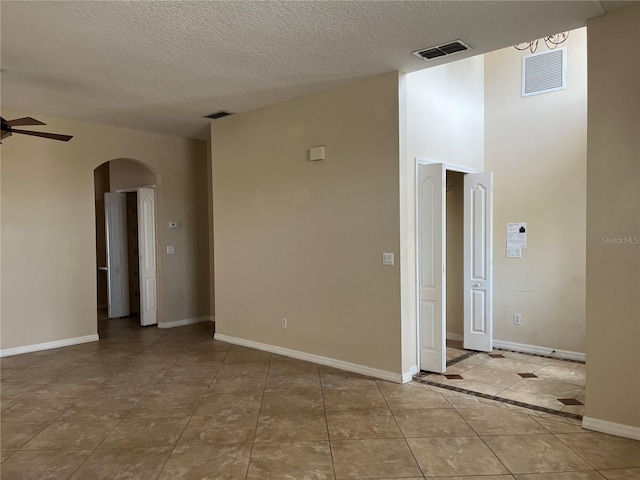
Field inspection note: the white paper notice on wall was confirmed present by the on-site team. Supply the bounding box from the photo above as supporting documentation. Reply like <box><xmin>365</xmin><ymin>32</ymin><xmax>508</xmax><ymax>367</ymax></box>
<box><xmin>507</xmin><ymin>223</ymin><xmax>527</xmax><ymax>248</ymax></box>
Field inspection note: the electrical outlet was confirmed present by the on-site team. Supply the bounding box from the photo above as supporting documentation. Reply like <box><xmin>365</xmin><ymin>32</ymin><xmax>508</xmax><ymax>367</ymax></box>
<box><xmin>281</xmin><ymin>317</ymin><xmax>288</xmax><ymax>329</ymax></box>
<box><xmin>513</xmin><ymin>313</ymin><xmax>522</xmax><ymax>326</ymax></box>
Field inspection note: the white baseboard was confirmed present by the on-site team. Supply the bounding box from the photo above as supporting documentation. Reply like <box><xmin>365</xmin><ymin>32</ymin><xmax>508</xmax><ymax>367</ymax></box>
<box><xmin>492</xmin><ymin>339</ymin><xmax>585</xmax><ymax>362</ymax></box>
<box><xmin>158</xmin><ymin>316</ymin><xmax>214</xmax><ymax>329</ymax></box>
<box><xmin>446</xmin><ymin>332</ymin><xmax>585</xmax><ymax>362</ymax></box>
<box><xmin>215</xmin><ymin>333</ymin><xmax>403</xmax><ymax>384</ymax></box>
<box><xmin>0</xmin><ymin>334</ymin><xmax>100</xmax><ymax>358</ymax></box>
<box><xmin>582</xmin><ymin>416</ymin><xmax>640</xmax><ymax>441</ymax></box>
<box><xmin>402</xmin><ymin>365</ymin><xmax>419</xmax><ymax>383</ymax></box>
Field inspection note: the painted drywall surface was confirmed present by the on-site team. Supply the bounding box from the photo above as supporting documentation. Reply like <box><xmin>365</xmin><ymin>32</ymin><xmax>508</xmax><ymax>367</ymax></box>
<box><xmin>586</xmin><ymin>5</ymin><xmax>640</xmax><ymax>429</ymax></box>
<box><xmin>0</xmin><ymin>113</ymin><xmax>210</xmax><ymax>350</ymax></box>
<box><xmin>484</xmin><ymin>29</ymin><xmax>587</xmax><ymax>353</ymax></box>
<box><xmin>446</xmin><ymin>171</ymin><xmax>464</xmax><ymax>337</ymax></box>
<box><xmin>109</xmin><ymin>158</ymin><xmax>156</xmax><ymax>189</ymax></box>
<box><xmin>400</xmin><ymin>57</ymin><xmax>485</xmax><ymax>372</ymax></box>
<box><xmin>212</xmin><ymin>73</ymin><xmax>402</xmax><ymax>374</ymax></box>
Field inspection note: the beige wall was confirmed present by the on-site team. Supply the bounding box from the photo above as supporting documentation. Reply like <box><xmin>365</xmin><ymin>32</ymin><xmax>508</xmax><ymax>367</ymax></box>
<box><xmin>446</xmin><ymin>171</ymin><xmax>464</xmax><ymax>337</ymax></box>
<box><xmin>212</xmin><ymin>73</ymin><xmax>402</xmax><ymax>375</ymax></box>
<box><xmin>585</xmin><ymin>5</ymin><xmax>640</xmax><ymax>429</ymax></box>
<box><xmin>109</xmin><ymin>158</ymin><xmax>157</xmax><ymax>190</ymax></box>
<box><xmin>0</xmin><ymin>112</ymin><xmax>210</xmax><ymax>350</ymax></box>
<box><xmin>484</xmin><ymin>29</ymin><xmax>587</xmax><ymax>353</ymax></box>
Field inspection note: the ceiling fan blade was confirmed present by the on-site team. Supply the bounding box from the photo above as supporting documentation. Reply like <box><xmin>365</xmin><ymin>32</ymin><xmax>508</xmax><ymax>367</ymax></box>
<box><xmin>4</xmin><ymin>117</ymin><xmax>47</xmax><ymax>127</ymax></box>
<box><xmin>11</xmin><ymin>129</ymin><xmax>73</xmax><ymax>142</ymax></box>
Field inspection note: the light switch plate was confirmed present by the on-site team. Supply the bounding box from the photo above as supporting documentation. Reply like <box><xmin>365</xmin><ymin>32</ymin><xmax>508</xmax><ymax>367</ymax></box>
<box><xmin>167</xmin><ymin>245</ymin><xmax>176</xmax><ymax>254</ymax></box>
<box><xmin>383</xmin><ymin>252</ymin><xmax>394</xmax><ymax>266</ymax></box>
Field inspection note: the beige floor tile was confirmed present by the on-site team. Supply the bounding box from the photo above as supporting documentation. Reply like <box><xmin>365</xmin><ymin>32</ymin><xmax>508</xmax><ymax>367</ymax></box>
<box><xmin>598</xmin><ymin>468</ymin><xmax>640</xmax><ymax>479</ymax></box>
<box><xmin>70</xmin><ymin>446</ymin><xmax>172</xmax><ymax>480</ymax></box>
<box><xmin>159</xmin><ymin>444</ymin><xmax>252</xmax><ymax>479</ymax></box>
<box><xmin>498</xmin><ymin>388</ymin><xmax>567</xmax><ymax>410</ymax></box>
<box><xmin>394</xmin><ymin>408</ymin><xmax>476</xmax><ymax>437</ymax></box>
<box><xmin>261</xmin><ymin>390</ymin><xmax>324</xmax><ymax>413</ymax></box>
<box><xmin>332</xmin><ymin>438</ymin><xmax>422</xmax><ymax>479</ymax></box>
<box><xmin>0</xmin><ymin>355</ymin><xmax>44</xmax><ymax>370</ymax></box>
<box><xmin>428</xmin><ymin>377</ymin><xmax>507</xmax><ymax>396</ymax></box>
<box><xmin>379</xmin><ymin>384</ymin><xmax>451</xmax><ymax>410</ymax></box>
<box><xmin>480</xmin><ymin>357</ymin><xmax>542</xmax><ymax>373</ymax></box>
<box><xmin>255</xmin><ymin>412</ymin><xmax>328</xmax><ymax>442</ymax></box>
<box><xmin>456</xmin><ymin>406</ymin><xmax>547</xmax><ymax>435</ymax></box>
<box><xmin>1</xmin><ymin>396</ymin><xmax>78</xmax><ymax>422</ymax></box>
<box><xmin>555</xmin><ymin>432</ymin><xmax>640</xmax><ymax>469</ymax></box>
<box><xmin>1</xmin><ymin>449</ymin><xmax>16</xmax><ymax>463</ymax></box>
<box><xmin>514</xmin><ymin>472</ymin><xmax>606</xmax><ymax>479</ymax></box>
<box><xmin>265</xmin><ymin>372</ymin><xmax>322</xmax><ymax>391</ymax></box>
<box><xmin>30</xmin><ymin>380</ymin><xmax>102</xmax><ymax>399</ymax></box>
<box><xmin>246</xmin><ymin>441</ymin><xmax>334</xmax><ymax>479</ymax></box>
<box><xmin>319</xmin><ymin>369</ymin><xmax>378</xmax><ymax>390</ymax></box>
<box><xmin>195</xmin><ymin>392</ymin><xmax>263</xmax><ymax>416</ymax></box>
<box><xmin>208</xmin><ymin>374</ymin><xmax>267</xmax><ymax>393</ymax></box>
<box><xmin>223</xmin><ymin>349</ymin><xmax>272</xmax><ymax>364</ymax></box>
<box><xmin>149</xmin><ymin>378</ymin><xmax>212</xmax><ymax>396</ymax></box>
<box><xmin>216</xmin><ymin>361</ymin><xmax>270</xmax><ymax>378</ymax></box>
<box><xmin>482</xmin><ymin>434</ymin><xmax>592</xmax><ymax>474</ymax></box>
<box><xmin>326</xmin><ymin>410</ymin><xmax>403</xmax><ymax>440</ymax></box>
<box><xmin>127</xmin><ymin>392</ymin><xmax>202</xmax><ymax>418</ymax></box>
<box><xmin>177</xmin><ymin>351</ymin><xmax>227</xmax><ymax>365</ymax></box>
<box><xmin>506</xmin><ymin>377</ymin><xmax>584</xmax><ymax>399</ymax></box>
<box><xmin>428</xmin><ymin>477</ymin><xmax>515</xmax><ymax>480</ymax></box>
<box><xmin>0</xmin><ymin>421</ymin><xmax>50</xmax><ymax>450</ymax></box>
<box><xmin>461</xmin><ymin>365</ymin><xmax>526</xmax><ymax>388</ymax></box>
<box><xmin>85</xmin><ymin>383</ymin><xmax>154</xmax><ymax>401</ymax></box>
<box><xmin>101</xmin><ymin>416</ymin><xmax>189</xmax><ymax>448</ymax></box>
<box><xmin>533</xmin><ymin>416</ymin><xmax>585</xmax><ymax>434</ymax></box>
<box><xmin>323</xmin><ymin>388</ymin><xmax>388</xmax><ymax>412</ymax></box>
<box><xmin>60</xmin><ymin>395</ymin><xmax>141</xmax><ymax>421</ymax></box>
<box><xmin>178</xmin><ymin>414</ymin><xmax>258</xmax><ymax>445</ymax></box>
<box><xmin>268</xmin><ymin>358</ymin><xmax>319</xmax><ymax>376</ymax></box>
<box><xmin>534</xmin><ymin>364</ymin><xmax>586</xmax><ymax>386</ymax></box>
<box><xmin>22</xmin><ymin>419</ymin><xmax>118</xmax><ymax>450</ymax></box>
<box><xmin>408</xmin><ymin>436</ymin><xmax>509</xmax><ymax>476</ymax></box>
<box><xmin>0</xmin><ymin>449</ymin><xmax>92</xmax><ymax>479</ymax></box>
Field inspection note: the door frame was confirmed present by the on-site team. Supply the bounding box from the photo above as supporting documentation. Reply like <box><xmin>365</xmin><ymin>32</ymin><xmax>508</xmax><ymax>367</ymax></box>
<box><xmin>415</xmin><ymin>158</ymin><xmax>483</xmax><ymax>372</ymax></box>
<box><xmin>115</xmin><ymin>185</ymin><xmax>158</xmax><ymax>326</ymax></box>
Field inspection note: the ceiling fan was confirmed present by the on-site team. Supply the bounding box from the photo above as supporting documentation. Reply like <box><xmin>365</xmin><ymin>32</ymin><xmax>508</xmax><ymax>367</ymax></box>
<box><xmin>1</xmin><ymin>116</ymin><xmax>73</xmax><ymax>143</ymax></box>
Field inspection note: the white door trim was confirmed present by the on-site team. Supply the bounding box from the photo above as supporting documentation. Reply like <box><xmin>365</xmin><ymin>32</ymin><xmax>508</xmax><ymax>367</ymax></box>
<box><xmin>415</xmin><ymin>157</ymin><xmax>477</xmax><ymax>174</ymax></box>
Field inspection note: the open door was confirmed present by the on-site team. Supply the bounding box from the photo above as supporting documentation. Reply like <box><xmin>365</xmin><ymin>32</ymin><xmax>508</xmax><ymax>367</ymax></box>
<box><xmin>105</xmin><ymin>192</ymin><xmax>130</xmax><ymax>318</ymax></box>
<box><xmin>463</xmin><ymin>173</ymin><xmax>493</xmax><ymax>351</ymax></box>
<box><xmin>417</xmin><ymin>162</ymin><xmax>446</xmax><ymax>373</ymax></box>
<box><xmin>138</xmin><ymin>187</ymin><xmax>158</xmax><ymax>326</ymax></box>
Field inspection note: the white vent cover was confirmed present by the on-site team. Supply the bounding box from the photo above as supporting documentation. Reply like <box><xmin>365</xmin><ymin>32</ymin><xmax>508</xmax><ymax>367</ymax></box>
<box><xmin>522</xmin><ymin>48</ymin><xmax>566</xmax><ymax>97</ymax></box>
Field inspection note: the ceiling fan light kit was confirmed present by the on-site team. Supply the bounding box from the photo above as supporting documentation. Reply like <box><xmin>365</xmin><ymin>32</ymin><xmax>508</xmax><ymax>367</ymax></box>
<box><xmin>0</xmin><ymin>116</ymin><xmax>73</xmax><ymax>143</ymax></box>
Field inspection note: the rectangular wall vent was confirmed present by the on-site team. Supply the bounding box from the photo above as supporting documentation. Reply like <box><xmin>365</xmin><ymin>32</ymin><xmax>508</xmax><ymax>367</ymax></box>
<box><xmin>412</xmin><ymin>40</ymin><xmax>470</xmax><ymax>61</ymax></box>
<box><xmin>522</xmin><ymin>48</ymin><xmax>566</xmax><ymax>97</ymax></box>
<box><xmin>205</xmin><ymin>111</ymin><xmax>235</xmax><ymax>119</ymax></box>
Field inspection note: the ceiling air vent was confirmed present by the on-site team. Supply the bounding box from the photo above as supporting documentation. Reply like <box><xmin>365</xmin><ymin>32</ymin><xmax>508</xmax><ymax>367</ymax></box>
<box><xmin>522</xmin><ymin>48</ymin><xmax>566</xmax><ymax>97</ymax></box>
<box><xmin>412</xmin><ymin>40</ymin><xmax>470</xmax><ymax>61</ymax></box>
<box><xmin>204</xmin><ymin>110</ymin><xmax>235</xmax><ymax>119</ymax></box>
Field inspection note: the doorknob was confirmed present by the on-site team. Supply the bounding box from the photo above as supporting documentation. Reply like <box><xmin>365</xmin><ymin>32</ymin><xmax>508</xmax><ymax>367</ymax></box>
<box><xmin>473</xmin><ymin>283</ymin><xmax>480</xmax><ymax>287</ymax></box>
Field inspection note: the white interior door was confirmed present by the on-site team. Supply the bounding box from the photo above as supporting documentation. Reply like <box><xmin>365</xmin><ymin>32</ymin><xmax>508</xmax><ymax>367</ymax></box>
<box><xmin>463</xmin><ymin>173</ymin><xmax>493</xmax><ymax>351</ymax></box>
<box><xmin>138</xmin><ymin>187</ymin><xmax>158</xmax><ymax>326</ymax></box>
<box><xmin>105</xmin><ymin>192</ymin><xmax>130</xmax><ymax>318</ymax></box>
<box><xmin>417</xmin><ymin>162</ymin><xmax>446</xmax><ymax>373</ymax></box>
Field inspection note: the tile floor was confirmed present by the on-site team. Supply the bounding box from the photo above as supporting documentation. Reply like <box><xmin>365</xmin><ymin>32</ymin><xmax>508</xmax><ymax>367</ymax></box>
<box><xmin>1</xmin><ymin>316</ymin><xmax>638</xmax><ymax>479</ymax></box>
<box><xmin>418</xmin><ymin>341</ymin><xmax>587</xmax><ymax>417</ymax></box>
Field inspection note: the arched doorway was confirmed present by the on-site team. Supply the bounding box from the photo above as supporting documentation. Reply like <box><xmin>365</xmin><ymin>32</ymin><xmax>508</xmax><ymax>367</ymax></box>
<box><xmin>94</xmin><ymin>159</ymin><xmax>158</xmax><ymax>335</ymax></box>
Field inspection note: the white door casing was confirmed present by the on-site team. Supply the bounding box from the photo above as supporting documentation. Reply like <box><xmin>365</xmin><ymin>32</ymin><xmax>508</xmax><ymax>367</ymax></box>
<box><xmin>138</xmin><ymin>187</ymin><xmax>158</xmax><ymax>326</ymax></box>
<box><xmin>105</xmin><ymin>192</ymin><xmax>130</xmax><ymax>318</ymax></box>
<box><xmin>463</xmin><ymin>173</ymin><xmax>494</xmax><ymax>352</ymax></box>
<box><xmin>417</xmin><ymin>162</ymin><xmax>446</xmax><ymax>373</ymax></box>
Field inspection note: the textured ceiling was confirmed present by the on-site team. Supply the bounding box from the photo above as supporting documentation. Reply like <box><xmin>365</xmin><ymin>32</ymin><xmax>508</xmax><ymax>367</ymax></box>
<box><xmin>0</xmin><ymin>1</ymin><xmax>617</xmax><ymax>139</ymax></box>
